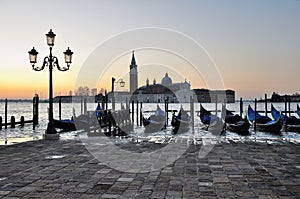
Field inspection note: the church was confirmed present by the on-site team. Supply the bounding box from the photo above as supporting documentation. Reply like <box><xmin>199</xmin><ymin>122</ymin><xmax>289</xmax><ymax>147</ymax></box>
<box><xmin>105</xmin><ymin>51</ymin><xmax>235</xmax><ymax>103</ymax></box>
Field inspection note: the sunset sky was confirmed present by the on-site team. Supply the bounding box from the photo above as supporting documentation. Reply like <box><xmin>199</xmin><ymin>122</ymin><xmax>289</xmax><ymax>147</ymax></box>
<box><xmin>0</xmin><ymin>0</ymin><xmax>299</xmax><ymax>100</ymax></box>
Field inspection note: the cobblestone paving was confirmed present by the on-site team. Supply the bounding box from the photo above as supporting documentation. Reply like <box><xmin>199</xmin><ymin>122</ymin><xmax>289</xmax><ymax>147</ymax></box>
<box><xmin>0</xmin><ymin>138</ymin><xmax>299</xmax><ymax>198</ymax></box>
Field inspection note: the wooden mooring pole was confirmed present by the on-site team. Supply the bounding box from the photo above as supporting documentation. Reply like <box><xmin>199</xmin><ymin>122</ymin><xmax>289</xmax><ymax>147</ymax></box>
<box><xmin>136</xmin><ymin>101</ymin><xmax>139</xmax><ymax>126</ymax></box>
<box><xmin>254</xmin><ymin>98</ymin><xmax>257</xmax><ymax>132</ymax></box>
<box><xmin>140</xmin><ymin>102</ymin><xmax>143</xmax><ymax>127</ymax></box>
<box><xmin>10</xmin><ymin>116</ymin><xmax>15</xmax><ymax>128</ymax></box>
<box><xmin>240</xmin><ymin>97</ymin><xmax>243</xmax><ymax>117</ymax></box>
<box><xmin>5</xmin><ymin>98</ymin><xmax>7</xmax><ymax>129</ymax></box>
<box><xmin>165</xmin><ymin>97</ymin><xmax>169</xmax><ymax>126</ymax></box>
<box><xmin>265</xmin><ymin>93</ymin><xmax>268</xmax><ymax>116</ymax></box>
<box><xmin>285</xmin><ymin>95</ymin><xmax>287</xmax><ymax>132</ymax></box>
<box><xmin>131</xmin><ymin>100</ymin><xmax>134</xmax><ymax>125</ymax></box>
<box><xmin>288</xmin><ymin>100</ymin><xmax>291</xmax><ymax>117</ymax></box>
<box><xmin>190</xmin><ymin>96</ymin><xmax>194</xmax><ymax>133</ymax></box>
<box><xmin>59</xmin><ymin>96</ymin><xmax>62</xmax><ymax>120</ymax></box>
<box><xmin>215</xmin><ymin>95</ymin><xmax>218</xmax><ymax>115</ymax></box>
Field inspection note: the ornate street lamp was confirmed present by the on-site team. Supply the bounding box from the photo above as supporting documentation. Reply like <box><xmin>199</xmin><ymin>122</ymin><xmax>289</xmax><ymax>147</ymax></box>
<box><xmin>28</xmin><ymin>29</ymin><xmax>73</xmax><ymax>139</ymax></box>
<box><xmin>111</xmin><ymin>77</ymin><xmax>125</xmax><ymax>110</ymax></box>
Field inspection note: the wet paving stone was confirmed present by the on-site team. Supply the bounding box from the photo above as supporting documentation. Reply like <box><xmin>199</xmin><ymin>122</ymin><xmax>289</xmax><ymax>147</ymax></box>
<box><xmin>0</xmin><ymin>139</ymin><xmax>299</xmax><ymax>198</ymax></box>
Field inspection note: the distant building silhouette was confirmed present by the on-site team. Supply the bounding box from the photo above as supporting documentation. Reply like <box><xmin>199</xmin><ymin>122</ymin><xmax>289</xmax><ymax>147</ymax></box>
<box><xmin>193</xmin><ymin>89</ymin><xmax>235</xmax><ymax>103</ymax></box>
<box><xmin>91</xmin><ymin>51</ymin><xmax>236</xmax><ymax>103</ymax></box>
<box><xmin>270</xmin><ymin>92</ymin><xmax>300</xmax><ymax>102</ymax></box>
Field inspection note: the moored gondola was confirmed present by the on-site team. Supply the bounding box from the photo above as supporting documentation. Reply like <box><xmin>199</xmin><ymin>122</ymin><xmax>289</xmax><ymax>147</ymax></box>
<box><xmin>198</xmin><ymin>104</ymin><xmax>224</xmax><ymax>133</ymax></box>
<box><xmin>53</xmin><ymin>118</ymin><xmax>76</xmax><ymax>132</ymax></box>
<box><xmin>171</xmin><ymin>107</ymin><xmax>190</xmax><ymax>134</ymax></box>
<box><xmin>143</xmin><ymin>105</ymin><xmax>166</xmax><ymax>133</ymax></box>
<box><xmin>248</xmin><ymin>105</ymin><xmax>282</xmax><ymax>134</ymax></box>
<box><xmin>226</xmin><ymin>118</ymin><xmax>250</xmax><ymax>135</ymax></box>
<box><xmin>271</xmin><ymin>104</ymin><xmax>300</xmax><ymax>133</ymax></box>
<box><xmin>222</xmin><ymin>106</ymin><xmax>250</xmax><ymax>135</ymax></box>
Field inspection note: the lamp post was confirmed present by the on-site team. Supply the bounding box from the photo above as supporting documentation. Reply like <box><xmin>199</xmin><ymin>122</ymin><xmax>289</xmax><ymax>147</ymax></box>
<box><xmin>28</xmin><ymin>29</ymin><xmax>73</xmax><ymax>139</ymax></box>
<box><xmin>111</xmin><ymin>77</ymin><xmax>125</xmax><ymax>110</ymax></box>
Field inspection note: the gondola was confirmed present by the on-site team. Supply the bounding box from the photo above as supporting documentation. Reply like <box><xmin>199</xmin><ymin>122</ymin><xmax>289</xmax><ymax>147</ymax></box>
<box><xmin>198</xmin><ymin>104</ymin><xmax>224</xmax><ymax>133</ymax></box>
<box><xmin>271</xmin><ymin>104</ymin><xmax>300</xmax><ymax>133</ymax></box>
<box><xmin>198</xmin><ymin>104</ymin><xmax>220</xmax><ymax>125</ymax></box>
<box><xmin>222</xmin><ymin>106</ymin><xmax>250</xmax><ymax>135</ymax></box>
<box><xmin>248</xmin><ymin>105</ymin><xmax>282</xmax><ymax>133</ymax></box>
<box><xmin>53</xmin><ymin>118</ymin><xmax>76</xmax><ymax>132</ymax></box>
<box><xmin>171</xmin><ymin>107</ymin><xmax>190</xmax><ymax>134</ymax></box>
<box><xmin>143</xmin><ymin>105</ymin><xmax>166</xmax><ymax>133</ymax></box>
<box><xmin>55</xmin><ymin>103</ymin><xmax>102</xmax><ymax>132</ymax></box>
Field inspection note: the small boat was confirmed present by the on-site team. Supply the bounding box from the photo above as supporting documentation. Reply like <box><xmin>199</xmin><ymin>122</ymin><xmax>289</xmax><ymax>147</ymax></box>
<box><xmin>54</xmin><ymin>118</ymin><xmax>76</xmax><ymax>132</ymax></box>
<box><xmin>222</xmin><ymin>106</ymin><xmax>250</xmax><ymax>135</ymax></box>
<box><xmin>226</xmin><ymin>118</ymin><xmax>250</xmax><ymax>135</ymax></box>
<box><xmin>198</xmin><ymin>104</ymin><xmax>220</xmax><ymax>125</ymax></box>
<box><xmin>248</xmin><ymin>105</ymin><xmax>282</xmax><ymax>133</ymax></box>
<box><xmin>247</xmin><ymin>105</ymin><xmax>272</xmax><ymax>124</ymax></box>
<box><xmin>271</xmin><ymin>104</ymin><xmax>300</xmax><ymax>132</ymax></box>
<box><xmin>198</xmin><ymin>105</ymin><xmax>224</xmax><ymax>133</ymax></box>
<box><xmin>222</xmin><ymin>106</ymin><xmax>243</xmax><ymax>123</ymax></box>
<box><xmin>143</xmin><ymin>105</ymin><xmax>166</xmax><ymax>133</ymax></box>
<box><xmin>171</xmin><ymin>107</ymin><xmax>190</xmax><ymax>134</ymax></box>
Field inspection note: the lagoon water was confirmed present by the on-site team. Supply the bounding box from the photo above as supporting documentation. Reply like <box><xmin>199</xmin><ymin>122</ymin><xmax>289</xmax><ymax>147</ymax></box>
<box><xmin>0</xmin><ymin>101</ymin><xmax>300</xmax><ymax>145</ymax></box>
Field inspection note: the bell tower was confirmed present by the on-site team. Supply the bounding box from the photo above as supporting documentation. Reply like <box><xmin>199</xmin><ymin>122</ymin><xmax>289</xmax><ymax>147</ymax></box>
<box><xmin>129</xmin><ymin>51</ymin><xmax>138</xmax><ymax>93</ymax></box>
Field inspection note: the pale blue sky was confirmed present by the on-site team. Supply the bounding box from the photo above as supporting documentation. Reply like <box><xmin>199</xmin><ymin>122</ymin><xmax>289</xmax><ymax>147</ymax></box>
<box><xmin>0</xmin><ymin>0</ymin><xmax>299</xmax><ymax>99</ymax></box>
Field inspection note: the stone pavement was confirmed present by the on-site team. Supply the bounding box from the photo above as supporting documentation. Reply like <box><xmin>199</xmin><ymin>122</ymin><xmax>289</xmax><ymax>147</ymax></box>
<box><xmin>0</xmin><ymin>137</ymin><xmax>300</xmax><ymax>198</ymax></box>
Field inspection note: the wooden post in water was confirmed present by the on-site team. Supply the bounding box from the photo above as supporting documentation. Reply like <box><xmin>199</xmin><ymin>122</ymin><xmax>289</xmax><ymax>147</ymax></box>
<box><xmin>265</xmin><ymin>93</ymin><xmax>268</xmax><ymax>116</ymax></box>
<box><xmin>0</xmin><ymin>116</ymin><xmax>2</xmax><ymax>130</ymax></box>
<box><xmin>81</xmin><ymin>96</ymin><xmax>83</xmax><ymax>115</ymax></box>
<box><xmin>5</xmin><ymin>98</ymin><xmax>7</xmax><ymax>129</ymax></box>
<box><xmin>59</xmin><ymin>96</ymin><xmax>62</xmax><ymax>120</ymax></box>
<box><xmin>285</xmin><ymin>95</ymin><xmax>287</xmax><ymax>116</ymax></box>
<box><xmin>84</xmin><ymin>98</ymin><xmax>87</xmax><ymax>115</ymax></box>
<box><xmin>254</xmin><ymin>98</ymin><xmax>257</xmax><ymax>132</ymax></box>
<box><xmin>240</xmin><ymin>97</ymin><xmax>243</xmax><ymax>117</ymax></box>
<box><xmin>105</xmin><ymin>91</ymin><xmax>108</xmax><ymax>110</ymax></box>
<box><xmin>288</xmin><ymin>100</ymin><xmax>291</xmax><ymax>117</ymax></box>
<box><xmin>33</xmin><ymin>94</ymin><xmax>39</xmax><ymax>129</ymax></box>
<box><xmin>165</xmin><ymin>97</ymin><xmax>169</xmax><ymax>126</ymax></box>
<box><xmin>285</xmin><ymin>95</ymin><xmax>287</xmax><ymax>132</ymax></box>
<box><xmin>136</xmin><ymin>101</ymin><xmax>139</xmax><ymax>126</ymax></box>
<box><xmin>140</xmin><ymin>102</ymin><xmax>143</xmax><ymax>127</ymax></box>
<box><xmin>131</xmin><ymin>100</ymin><xmax>134</xmax><ymax>125</ymax></box>
<box><xmin>190</xmin><ymin>96</ymin><xmax>194</xmax><ymax>133</ymax></box>
<box><xmin>222</xmin><ymin>101</ymin><xmax>226</xmax><ymax>130</ymax></box>
<box><xmin>20</xmin><ymin>116</ymin><xmax>25</xmax><ymax>127</ymax></box>
<box><xmin>11</xmin><ymin>116</ymin><xmax>15</xmax><ymax>128</ymax></box>
<box><xmin>215</xmin><ymin>95</ymin><xmax>218</xmax><ymax>115</ymax></box>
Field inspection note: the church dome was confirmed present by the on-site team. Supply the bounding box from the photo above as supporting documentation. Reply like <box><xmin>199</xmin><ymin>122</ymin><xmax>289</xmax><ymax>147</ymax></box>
<box><xmin>161</xmin><ymin>73</ymin><xmax>172</xmax><ymax>85</ymax></box>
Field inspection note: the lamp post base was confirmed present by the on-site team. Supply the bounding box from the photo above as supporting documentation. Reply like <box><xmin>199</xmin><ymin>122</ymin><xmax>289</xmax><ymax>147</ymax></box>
<box><xmin>43</xmin><ymin>133</ymin><xmax>59</xmax><ymax>140</ymax></box>
<box><xmin>44</xmin><ymin>121</ymin><xmax>59</xmax><ymax>140</ymax></box>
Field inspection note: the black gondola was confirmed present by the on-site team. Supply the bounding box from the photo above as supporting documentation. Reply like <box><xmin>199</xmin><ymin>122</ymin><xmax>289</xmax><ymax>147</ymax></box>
<box><xmin>271</xmin><ymin>104</ymin><xmax>300</xmax><ymax>133</ymax></box>
<box><xmin>53</xmin><ymin>118</ymin><xmax>76</xmax><ymax>132</ymax></box>
<box><xmin>143</xmin><ymin>105</ymin><xmax>166</xmax><ymax>133</ymax></box>
<box><xmin>248</xmin><ymin>105</ymin><xmax>282</xmax><ymax>133</ymax></box>
<box><xmin>222</xmin><ymin>106</ymin><xmax>250</xmax><ymax>135</ymax></box>
<box><xmin>198</xmin><ymin>104</ymin><xmax>224</xmax><ymax>133</ymax></box>
<box><xmin>171</xmin><ymin>107</ymin><xmax>190</xmax><ymax>134</ymax></box>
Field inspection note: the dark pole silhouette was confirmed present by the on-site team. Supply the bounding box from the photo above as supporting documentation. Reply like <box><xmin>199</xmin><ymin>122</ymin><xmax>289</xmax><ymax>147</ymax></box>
<box><xmin>111</xmin><ymin>77</ymin><xmax>125</xmax><ymax>110</ymax></box>
<box><xmin>28</xmin><ymin>29</ymin><xmax>73</xmax><ymax>137</ymax></box>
